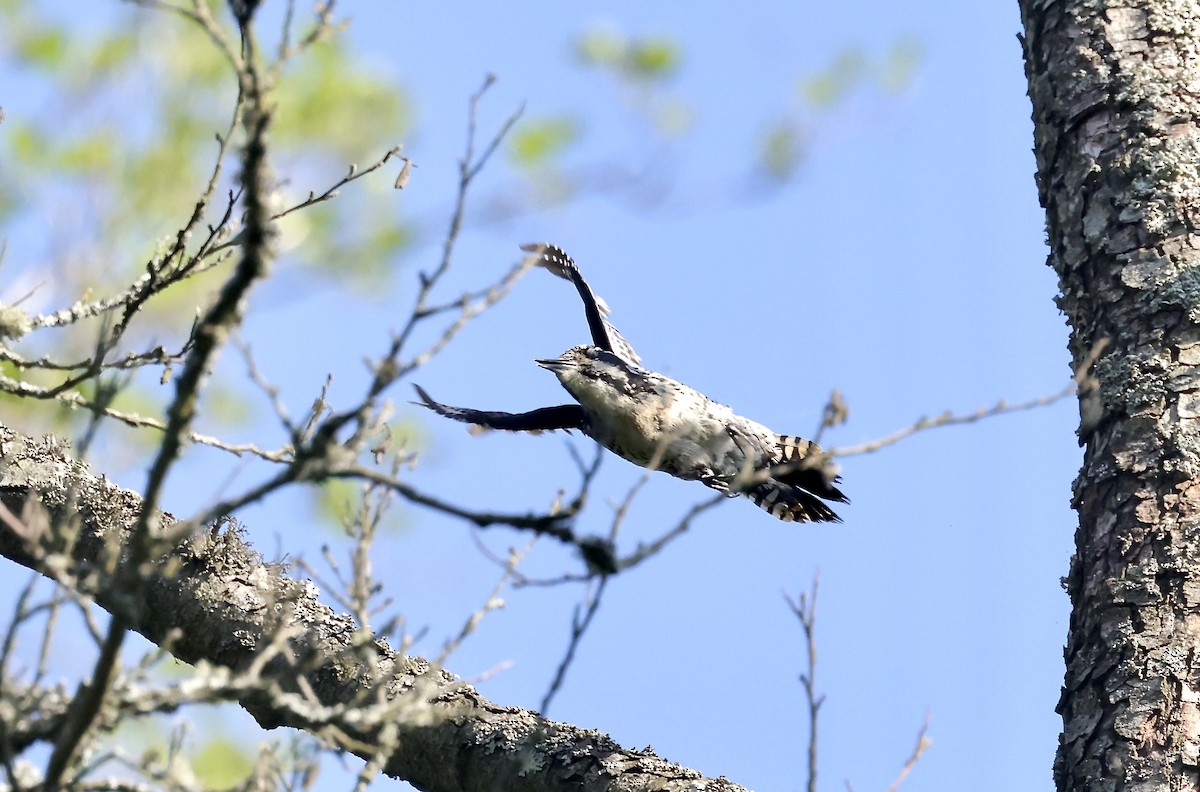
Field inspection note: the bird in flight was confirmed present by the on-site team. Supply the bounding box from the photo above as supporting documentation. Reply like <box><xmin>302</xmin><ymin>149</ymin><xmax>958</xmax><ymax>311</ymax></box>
<box><xmin>414</xmin><ymin>244</ymin><xmax>848</xmax><ymax>523</ymax></box>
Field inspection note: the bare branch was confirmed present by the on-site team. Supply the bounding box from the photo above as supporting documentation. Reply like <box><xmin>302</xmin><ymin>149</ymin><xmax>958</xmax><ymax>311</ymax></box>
<box><xmin>346</xmin><ymin>465</ymin><xmax>581</xmax><ymax>539</ymax></box>
<box><xmin>43</xmin><ymin>612</ymin><xmax>126</xmax><ymax>790</ymax></box>
<box><xmin>813</xmin><ymin>388</ymin><xmax>849</xmax><ymax>445</ymax></box>
<box><xmin>395</xmin><ymin>75</ymin><xmax>508</xmax><ymax>348</ymax></box>
<box><xmin>829</xmin><ymin>385</ymin><xmax>1075</xmax><ymax>458</ymax></box>
<box><xmin>618</xmin><ymin>493</ymin><xmax>727</xmax><ymax>572</ymax></box>
<box><xmin>539</xmin><ymin>576</ymin><xmax>609</xmax><ymax>715</ymax></box>
<box><xmin>264</xmin><ymin>146</ymin><xmax>402</xmax><ymax>226</ymax></box>
<box><xmin>785</xmin><ymin>575</ymin><xmax>823</xmax><ymax>792</ymax></box>
<box><xmin>437</xmin><ymin>540</ymin><xmax>535</xmax><ymax>666</ymax></box>
<box><xmin>0</xmin><ymin>422</ymin><xmax>753</xmax><ymax>792</ymax></box>
<box><xmin>274</xmin><ymin>0</ymin><xmax>343</xmax><ymax>68</ymax></box>
<box><xmin>121</xmin><ymin>0</ymin><xmax>244</xmax><ymax>73</ymax></box>
<box><xmin>132</xmin><ymin>48</ymin><xmax>274</xmax><ymax>549</ymax></box>
<box><xmin>885</xmin><ymin>714</ymin><xmax>932</xmax><ymax>792</ymax></box>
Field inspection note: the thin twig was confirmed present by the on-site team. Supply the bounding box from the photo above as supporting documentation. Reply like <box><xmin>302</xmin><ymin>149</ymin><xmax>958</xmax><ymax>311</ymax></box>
<box><xmin>540</xmin><ymin>576</ymin><xmax>609</xmax><ymax>715</ymax></box>
<box><xmin>234</xmin><ymin>332</ymin><xmax>300</xmax><ymax>437</ymax></box>
<box><xmin>813</xmin><ymin>388</ymin><xmax>849</xmax><ymax>445</ymax></box>
<box><xmin>302</xmin><ymin>79</ymin><xmax>526</xmax><ymax>466</ymax></box>
<box><xmin>43</xmin><ymin>616</ymin><xmax>127</xmax><ymax>790</ymax></box>
<box><xmin>885</xmin><ymin>713</ymin><xmax>932</xmax><ymax>792</ymax></box>
<box><xmin>437</xmin><ymin>539</ymin><xmax>535</xmax><ymax>666</ymax></box>
<box><xmin>618</xmin><ymin>493</ymin><xmax>726</xmax><ymax>571</ymax></box>
<box><xmin>832</xmin><ymin>340</ymin><xmax>1110</xmax><ymax>458</ymax></box>
<box><xmin>383</xmin><ymin>75</ymin><xmax>505</xmax><ymax>363</ymax></box>
<box><xmin>829</xmin><ymin>384</ymin><xmax>1075</xmax><ymax>458</ymax></box>
<box><xmin>274</xmin><ymin>0</ymin><xmax>341</xmax><ymax>69</ymax></box>
<box><xmin>515</xmin><ymin>491</ymin><xmax>727</xmax><ymax>588</ymax></box>
<box><xmin>786</xmin><ymin>575</ymin><xmax>823</xmax><ymax>792</ymax></box>
<box><xmin>267</xmin><ymin>147</ymin><xmax>401</xmax><ymax>225</ymax></box>
<box><xmin>123</xmin><ymin>0</ymin><xmax>243</xmax><ymax>73</ymax></box>
<box><xmin>346</xmin><ymin>465</ymin><xmax>580</xmax><ymax>538</ymax></box>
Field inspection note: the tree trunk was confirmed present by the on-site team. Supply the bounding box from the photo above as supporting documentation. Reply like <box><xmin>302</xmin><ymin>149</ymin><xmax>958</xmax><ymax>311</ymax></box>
<box><xmin>1020</xmin><ymin>1</ymin><xmax>1200</xmax><ymax>789</ymax></box>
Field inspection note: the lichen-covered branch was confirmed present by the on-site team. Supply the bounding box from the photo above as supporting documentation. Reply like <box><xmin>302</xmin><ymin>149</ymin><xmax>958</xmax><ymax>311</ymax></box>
<box><xmin>0</xmin><ymin>422</ymin><xmax>748</xmax><ymax>792</ymax></box>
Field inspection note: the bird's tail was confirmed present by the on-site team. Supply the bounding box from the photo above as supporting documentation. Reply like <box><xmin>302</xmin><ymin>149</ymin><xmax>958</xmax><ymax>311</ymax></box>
<box><xmin>771</xmin><ymin>434</ymin><xmax>848</xmax><ymax>502</ymax></box>
<box><xmin>739</xmin><ymin>434</ymin><xmax>849</xmax><ymax>522</ymax></box>
<box><xmin>744</xmin><ymin>480</ymin><xmax>844</xmax><ymax>523</ymax></box>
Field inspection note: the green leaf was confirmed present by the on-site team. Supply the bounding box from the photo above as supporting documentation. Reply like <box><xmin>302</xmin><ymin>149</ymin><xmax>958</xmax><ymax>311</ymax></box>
<box><xmin>16</xmin><ymin>28</ymin><xmax>67</xmax><ymax>68</ymax></box>
<box><xmin>508</xmin><ymin>116</ymin><xmax>580</xmax><ymax>167</ymax></box>
<box><xmin>575</xmin><ymin>28</ymin><xmax>680</xmax><ymax>83</ymax></box>
<box><xmin>54</xmin><ymin>135</ymin><xmax>115</xmax><ymax>174</ymax></box>
<box><xmin>628</xmin><ymin>38</ymin><xmax>680</xmax><ymax>79</ymax></box>
<box><xmin>576</xmin><ymin>28</ymin><xmax>627</xmax><ymax>67</ymax></box>
<box><xmin>879</xmin><ymin>36</ymin><xmax>923</xmax><ymax>93</ymax></box>
<box><xmin>653</xmin><ymin>98</ymin><xmax>694</xmax><ymax>136</ymax></box>
<box><xmin>192</xmin><ymin>737</ymin><xmax>255</xmax><ymax>789</ymax></box>
<box><xmin>760</xmin><ymin>122</ymin><xmax>804</xmax><ymax>180</ymax></box>
<box><xmin>798</xmin><ymin>47</ymin><xmax>867</xmax><ymax>109</ymax></box>
<box><xmin>314</xmin><ymin>478</ymin><xmax>362</xmax><ymax>528</ymax></box>
<box><xmin>87</xmin><ymin>32</ymin><xmax>138</xmax><ymax>74</ymax></box>
<box><xmin>275</xmin><ymin>42</ymin><xmax>411</xmax><ymax>160</ymax></box>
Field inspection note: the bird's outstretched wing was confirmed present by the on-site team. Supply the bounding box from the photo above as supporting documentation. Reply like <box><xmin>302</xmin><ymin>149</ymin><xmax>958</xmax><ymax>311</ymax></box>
<box><xmin>520</xmin><ymin>242</ymin><xmax>641</xmax><ymax>366</ymax></box>
<box><xmin>412</xmin><ymin>384</ymin><xmax>585</xmax><ymax>433</ymax></box>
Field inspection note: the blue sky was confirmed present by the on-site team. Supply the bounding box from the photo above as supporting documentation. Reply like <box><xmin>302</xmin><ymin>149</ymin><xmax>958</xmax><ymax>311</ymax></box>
<box><xmin>2</xmin><ymin>2</ymin><xmax>1074</xmax><ymax>790</ymax></box>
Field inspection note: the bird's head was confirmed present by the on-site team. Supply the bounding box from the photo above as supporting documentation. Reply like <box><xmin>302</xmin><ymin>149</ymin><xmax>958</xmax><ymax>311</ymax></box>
<box><xmin>536</xmin><ymin>345</ymin><xmax>633</xmax><ymax>403</ymax></box>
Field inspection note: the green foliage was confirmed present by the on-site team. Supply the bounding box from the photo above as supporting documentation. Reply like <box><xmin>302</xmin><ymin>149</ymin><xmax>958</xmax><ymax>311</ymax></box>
<box><xmin>654</xmin><ymin>98</ymin><xmax>694</xmax><ymax>136</ymax></box>
<box><xmin>315</xmin><ymin>478</ymin><xmax>362</xmax><ymax>528</ymax></box>
<box><xmin>572</xmin><ymin>25</ymin><xmax>691</xmax><ymax>140</ymax></box>
<box><xmin>758</xmin><ymin>35</ymin><xmax>922</xmax><ymax>181</ymax></box>
<box><xmin>0</xmin><ymin>3</ymin><xmax>421</xmax><ymax>450</ymax></box>
<box><xmin>799</xmin><ymin>48</ymin><xmax>868</xmax><ymax>108</ymax></box>
<box><xmin>2</xmin><ymin>9</ymin><xmax>233</xmax><ymax>271</ymax></box>
<box><xmin>192</xmin><ymin>736</ymin><xmax>256</xmax><ymax>789</ymax></box>
<box><xmin>797</xmin><ymin>37</ymin><xmax>923</xmax><ymax>108</ymax></box>
<box><xmin>760</xmin><ymin>122</ymin><xmax>805</xmax><ymax>181</ymax></box>
<box><xmin>14</xmin><ymin>27</ymin><xmax>67</xmax><ymax>68</ymax></box>
<box><xmin>203</xmin><ymin>382</ymin><xmax>257</xmax><ymax>428</ymax></box>
<box><xmin>274</xmin><ymin>40</ymin><xmax>412</xmax><ymax>161</ymax></box>
<box><xmin>628</xmin><ymin>38</ymin><xmax>679</xmax><ymax>79</ymax></box>
<box><xmin>576</xmin><ymin>28</ymin><xmax>681</xmax><ymax>82</ymax></box>
<box><xmin>880</xmin><ymin>35</ymin><xmax>923</xmax><ymax>93</ymax></box>
<box><xmin>509</xmin><ymin>116</ymin><xmax>580</xmax><ymax>167</ymax></box>
<box><xmin>87</xmin><ymin>32</ymin><xmax>139</xmax><ymax>75</ymax></box>
<box><xmin>290</xmin><ymin>195</ymin><xmax>415</xmax><ymax>289</ymax></box>
<box><xmin>1</xmin><ymin>4</ymin><xmax>412</xmax><ymax>297</ymax></box>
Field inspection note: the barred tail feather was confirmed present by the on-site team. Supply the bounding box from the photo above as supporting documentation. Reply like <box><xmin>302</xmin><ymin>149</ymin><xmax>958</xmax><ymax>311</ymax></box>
<box><xmin>772</xmin><ymin>434</ymin><xmax>849</xmax><ymax>503</ymax></box>
<box><xmin>774</xmin><ymin>434</ymin><xmax>818</xmax><ymax>464</ymax></box>
<box><xmin>745</xmin><ymin>481</ymin><xmax>843</xmax><ymax>524</ymax></box>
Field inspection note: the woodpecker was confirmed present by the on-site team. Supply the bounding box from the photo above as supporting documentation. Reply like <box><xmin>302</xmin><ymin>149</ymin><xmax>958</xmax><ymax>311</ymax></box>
<box><xmin>414</xmin><ymin>244</ymin><xmax>847</xmax><ymax>523</ymax></box>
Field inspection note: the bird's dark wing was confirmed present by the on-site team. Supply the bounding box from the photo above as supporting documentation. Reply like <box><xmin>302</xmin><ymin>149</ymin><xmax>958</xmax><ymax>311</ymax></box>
<box><xmin>412</xmin><ymin>384</ymin><xmax>585</xmax><ymax>433</ymax></box>
<box><xmin>520</xmin><ymin>242</ymin><xmax>641</xmax><ymax>366</ymax></box>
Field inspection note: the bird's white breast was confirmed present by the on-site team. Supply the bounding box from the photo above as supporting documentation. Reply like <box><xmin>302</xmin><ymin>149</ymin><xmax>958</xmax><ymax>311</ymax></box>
<box><xmin>567</xmin><ymin>369</ymin><xmax>774</xmax><ymax>480</ymax></box>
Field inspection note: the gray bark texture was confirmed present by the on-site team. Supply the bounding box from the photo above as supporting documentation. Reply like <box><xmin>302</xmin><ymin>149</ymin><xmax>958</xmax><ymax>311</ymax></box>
<box><xmin>1020</xmin><ymin>1</ymin><xmax>1200</xmax><ymax>790</ymax></box>
<box><xmin>0</xmin><ymin>422</ymin><xmax>747</xmax><ymax>792</ymax></box>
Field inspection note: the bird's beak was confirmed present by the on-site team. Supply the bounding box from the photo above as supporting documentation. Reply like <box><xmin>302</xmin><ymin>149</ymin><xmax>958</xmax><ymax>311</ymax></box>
<box><xmin>536</xmin><ymin>357</ymin><xmax>569</xmax><ymax>371</ymax></box>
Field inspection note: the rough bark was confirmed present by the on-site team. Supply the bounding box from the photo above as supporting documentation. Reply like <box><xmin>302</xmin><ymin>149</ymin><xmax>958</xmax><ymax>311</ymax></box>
<box><xmin>1020</xmin><ymin>1</ymin><xmax>1200</xmax><ymax>789</ymax></box>
<box><xmin>0</xmin><ymin>422</ymin><xmax>746</xmax><ymax>792</ymax></box>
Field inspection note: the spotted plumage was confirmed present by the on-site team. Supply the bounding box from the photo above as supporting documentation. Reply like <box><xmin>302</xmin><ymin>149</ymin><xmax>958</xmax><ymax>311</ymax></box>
<box><xmin>414</xmin><ymin>244</ymin><xmax>847</xmax><ymax>523</ymax></box>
